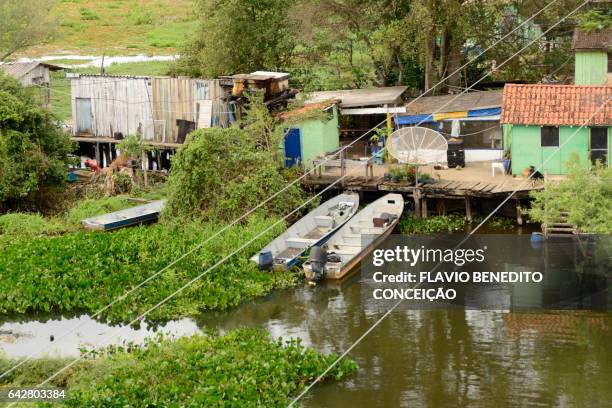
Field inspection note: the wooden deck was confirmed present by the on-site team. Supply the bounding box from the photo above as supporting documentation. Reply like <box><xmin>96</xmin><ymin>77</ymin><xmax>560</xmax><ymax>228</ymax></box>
<box><xmin>303</xmin><ymin>160</ymin><xmax>545</xmax><ymax>199</ymax></box>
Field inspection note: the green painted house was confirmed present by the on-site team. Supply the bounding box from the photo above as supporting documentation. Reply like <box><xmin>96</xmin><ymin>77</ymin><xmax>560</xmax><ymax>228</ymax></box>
<box><xmin>501</xmin><ymin>29</ymin><xmax>611</xmax><ymax>176</ymax></box>
<box><xmin>282</xmin><ymin>103</ymin><xmax>340</xmax><ymax>169</ymax></box>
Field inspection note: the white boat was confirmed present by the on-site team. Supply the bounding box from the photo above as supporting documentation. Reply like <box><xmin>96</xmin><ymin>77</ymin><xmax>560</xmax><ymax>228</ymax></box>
<box><xmin>304</xmin><ymin>193</ymin><xmax>404</xmax><ymax>281</ymax></box>
<box><xmin>251</xmin><ymin>193</ymin><xmax>359</xmax><ymax>270</ymax></box>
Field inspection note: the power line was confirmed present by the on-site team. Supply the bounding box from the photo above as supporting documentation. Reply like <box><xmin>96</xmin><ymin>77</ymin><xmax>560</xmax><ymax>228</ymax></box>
<box><xmin>287</xmin><ymin>94</ymin><xmax>610</xmax><ymax>408</ymax></box>
<box><xmin>0</xmin><ymin>0</ymin><xmax>564</xmax><ymax>386</ymax></box>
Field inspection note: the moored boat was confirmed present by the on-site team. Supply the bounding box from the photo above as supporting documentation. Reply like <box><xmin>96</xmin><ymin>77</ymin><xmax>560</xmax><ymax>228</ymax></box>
<box><xmin>251</xmin><ymin>193</ymin><xmax>359</xmax><ymax>270</ymax></box>
<box><xmin>304</xmin><ymin>193</ymin><xmax>404</xmax><ymax>281</ymax></box>
<box><xmin>81</xmin><ymin>200</ymin><xmax>166</xmax><ymax>231</ymax></box>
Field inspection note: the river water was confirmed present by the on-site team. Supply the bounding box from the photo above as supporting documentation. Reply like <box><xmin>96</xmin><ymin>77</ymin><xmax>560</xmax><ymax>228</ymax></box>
<box><xmin>1</xmin><ymin>235</ymin><xmax>610</xmax><ymax>406</ymax></box>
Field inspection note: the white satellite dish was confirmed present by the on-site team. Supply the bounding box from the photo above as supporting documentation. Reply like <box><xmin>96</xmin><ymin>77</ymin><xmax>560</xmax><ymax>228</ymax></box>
<box><xmin>387</xmin><ymin>126</ymin><xmax>448</xmax><ymax>165</ymax></box>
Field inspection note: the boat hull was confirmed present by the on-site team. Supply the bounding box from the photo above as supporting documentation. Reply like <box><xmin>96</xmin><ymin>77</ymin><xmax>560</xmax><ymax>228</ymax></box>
<box><xmin>304</xmin><ymin>216</ymin><xmax>400</xmax><ymax>281</ymax></box>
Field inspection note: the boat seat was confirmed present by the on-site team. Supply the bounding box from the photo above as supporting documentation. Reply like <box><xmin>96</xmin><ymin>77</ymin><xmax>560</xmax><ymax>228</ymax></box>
<box><xmin>359</xmin><ymin>227</ymin><xmax>385</xmax><ymax>234</ymax></box>
<box><xmin>286</xmin><ymin>237</ymin><xmax>319</xmax><ymax>249</ymax></box>
<box><xmin>334</xmin><ymin>242</ymin><xmax>362</xmax><ymax>249</ymax></box>
<box><xmin>330</xmin><ymin>247</ymin><xmax>361</xmax><ymax>256</ymax></box>
<box><xmin>314</xmin><ymin>215</ymin><xmax>333</xmax><ymax>228</ymax></box>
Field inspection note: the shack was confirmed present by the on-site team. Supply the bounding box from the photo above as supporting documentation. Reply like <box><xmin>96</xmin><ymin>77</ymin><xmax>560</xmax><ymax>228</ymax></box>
<box><xmin>395</xmin><ymin>89</ymin><xmax>503</xmax><ymax>163</ymax></box>
<box><xmin>502</xmin><ymin>28</ymin><xmax>611</xmax><ymax>176</ymax></box>
<box><xmin>280</xmin><ymin>102</ymin><xmax>340</xmax><ymax>169</ymax></box>
<box><xmin>69</xmin><ymin>74</ymin><xmax>230</xmax><ymax>167</ymax></box>
<box><xmin>219</xmin><ymin>71</ymin><xmax>297</xmax><ymax>117</ymax></box>
<box><xmin>572</xmin><ymin>28</ymin><xmax>611</xmax><ymax>86</ymax></box>
<box><xmin>305</xmin><ymin>86</ymin><xmax>408</xmax><ymax>157</ymax></box>
<box><xmin>0</xmin><ymin>61</ymin><xmax>63</xmax><ymax>105</ymax></box>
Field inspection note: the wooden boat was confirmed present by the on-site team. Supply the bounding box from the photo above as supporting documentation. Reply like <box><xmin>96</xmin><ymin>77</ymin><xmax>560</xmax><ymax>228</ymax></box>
<box><xmin>251</xmin><ymin>193</ymin><xmax>359</xmax><ymax>270</ymax></box>
<box><xmin>304</xmin><ymin>193</ymin><xmax>404</xmax><ymax>281</ymax></box>
<box><xmin>81</xmin><ymin>200</ymin><xmax>166</xmax><ymax>231</ymax></box>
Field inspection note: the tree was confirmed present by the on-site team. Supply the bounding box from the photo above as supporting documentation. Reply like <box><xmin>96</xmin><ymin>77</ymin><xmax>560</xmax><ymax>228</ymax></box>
<box><xmin>0</xmin><ymin>73</ymin><xmax>73</xmax><ymax>210</ymax></box>
<box><xmin>172</xmin><ymin>0</ymin><xmax>298</xmax><ymax>77</ymax></box>
<box><xmin>165</xmin><ymin>126</ymin><xmax>308</xmax><ymax>222</ymax></box>
<box><xmin>528</xmin><ymin>158</ymin><xmax>612</xmax><ymax>234</ymax></box>
<box><xmin>0</xmin><ymin>0</ymin><xmax>58</xmax><ymax>61</ymax></box>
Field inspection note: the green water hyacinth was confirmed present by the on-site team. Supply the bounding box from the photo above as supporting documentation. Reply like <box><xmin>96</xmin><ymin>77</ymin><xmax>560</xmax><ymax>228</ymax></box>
<box><xmin>0</xmin><ymin>215</ymin><xmax>297</xmax><ymax>323</ymax></box>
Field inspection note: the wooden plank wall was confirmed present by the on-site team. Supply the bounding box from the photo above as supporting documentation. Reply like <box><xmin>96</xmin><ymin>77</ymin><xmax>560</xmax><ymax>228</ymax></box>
<box><xmin>71</xmin><ymin>76</ymin><xmax>226</xmax><ymax>143</ymax></box>
<box><xmin>71</xmin><ymin>76</ymin><xmax>151</xmax><ymax>138</ymax></box>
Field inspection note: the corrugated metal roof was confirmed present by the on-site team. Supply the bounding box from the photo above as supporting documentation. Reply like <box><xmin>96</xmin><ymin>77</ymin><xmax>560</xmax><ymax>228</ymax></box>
<box><xmin>572</xmin><ymin>28</ymin><xmax>612</xmax><ymax>51</ymax></box>
<box><xmin>0</xmin><ymin>62</ymin><xmax>62</xmax><ymax>79</ymax></box>
<box><xmin>401</xmin><ymin>89</ymin><xmax>503</xmax><ymax>115</ymax></box>
<box><xmin>501</xmin><ymin>84</ymin><xmax>612</xmax><ymax>126</ymax></box>
<box><xmin>305</xmin><ymin>86</ymin><xmax>407</xmax><ymax>108</ymax></box>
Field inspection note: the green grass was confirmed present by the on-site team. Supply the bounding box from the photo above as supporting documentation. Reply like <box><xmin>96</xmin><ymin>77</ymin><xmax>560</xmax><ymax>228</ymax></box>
<box><xmin>146</xmin><ymin>20</ymin><xmax>198</xmax><ymax>48</ymax></box>
<box><xmin>22</xmin><ymin>0</ymin><xmax>196</xmax><ymax>56</ymax></box>
<box><xmin>0</xmin><ymin>329</ymin><xmax>357</xmax><ymax>406</ymax></box>
<box><xmin>79</xmin><ymin>7</ymin><xmax>100</xmax><ymax>20</ymax></box>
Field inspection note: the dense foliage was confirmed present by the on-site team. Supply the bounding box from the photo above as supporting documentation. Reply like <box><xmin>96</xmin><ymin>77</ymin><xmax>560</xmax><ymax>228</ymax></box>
<box><xmin>0</xmin><ymin>74</ymin><xmax>73</xmax><ymax>211</ymax></box>
<box><xmin>165</xmin><ymin>126</ymin><xmax>308</xmax><ymax>221</ymax></box>
<box><xmin>528</xmin><ymin>161</ymin><xmax>612</xmax><ymax>234</ymax></box>
<box><xmin>398</xmin><ymin>214</ymin><xmax>514</xmax><ymax>234</ymax></box>
<box><xmin>173</xmin><ymin>0</ymin><xmax>297</xmax><ymax>77</ymax></box>
<box><xmin>0</xmin><ymin>215</ymin><xmax>297</xmax><ymax>323</ymax></box>
<box><xmin>174</xmin><ymin>0</ymin><xmax>602</xmax><ymax>91</ymax></box>
<box><xmin>0</xmin><ymin>0</ymin><xmax>57</xmax><ymax>61</ymax></box>
<box><xmin>399</xmin><ymin>214</ymin><xmax>466</xmax><ymax>234</ymax></box>
<box><xmin>0</xmin><ymin>329</ymin><xmax>357</xmax><ymax>407</ymax></box>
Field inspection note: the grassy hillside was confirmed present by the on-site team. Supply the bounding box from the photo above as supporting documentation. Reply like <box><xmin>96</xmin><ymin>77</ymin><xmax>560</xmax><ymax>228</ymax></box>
<box><xmin>22</xmin><ymin>0</ymin><xmax>196</xmax><ymax>56</ymax></box>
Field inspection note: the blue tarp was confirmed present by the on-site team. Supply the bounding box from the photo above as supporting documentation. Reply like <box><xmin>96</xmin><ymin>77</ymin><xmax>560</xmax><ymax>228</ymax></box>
<box><xmin>395</xmin><ymin>106</ymin><xmax>501</xmax><ymax>126</ymax></box>
<box><xmin>394</xmin><ymin>114</ymin><xmax>434</xmax><ymax>125</ymax></box>
<box><xmin>467</xmin><ymin>107</ymin><xmax>501</xmax><ymax>118</ymax></box>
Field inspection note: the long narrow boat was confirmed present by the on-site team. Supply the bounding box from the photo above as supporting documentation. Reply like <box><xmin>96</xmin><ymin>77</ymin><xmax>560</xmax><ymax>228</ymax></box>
<box><xmin>251</xmin><ymin>193</ymin><xmax>359</xmax><ymax>270</ymax></box>
<box><xmin>81</xmin><ymin>200</ymin><xmax>166</xmax><ymax>231</ymax></box>
<box><xmin>304</xmin><ymin>193</ymin><xmax>404</xmax><ymax>281</ymax></box>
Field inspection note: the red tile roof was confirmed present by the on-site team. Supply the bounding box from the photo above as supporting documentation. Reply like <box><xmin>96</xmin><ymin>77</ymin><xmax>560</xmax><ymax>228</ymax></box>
<box><xmin>501</xmin><ymin>84</ymin><xmax>612</xmax><ymax>126</ymax></box>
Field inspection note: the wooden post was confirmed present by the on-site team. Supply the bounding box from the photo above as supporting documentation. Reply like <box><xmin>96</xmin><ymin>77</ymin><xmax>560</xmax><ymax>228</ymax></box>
<box><xmin>422</xmin><ymin>196</ymin><xmax>428</xmax><ymax>218</ymax></box>
<box><xmin>465</xmin><ymin>197</ymin><xmax>472</xmax><ymax>222</ymax></box>
<box><xmin>142</xmin><ymin>151</ymin><xmax>148</xmax><ymax>187</ymax></box>
<box><xmin>385</xmin><ymin>105</ymin><xmax>392</xmax><ymax>163</ymax></box>
<box><xmin>437</xmin><ymin>199</ymin><xmax>447</xmax><ymax>216</ymax></box>
<box><xmin>104</xmin><ymin>143</ymin><xmax>112</xmax><ymax>167</ymax></box>
<box><xmin>340</xmin><ymin>149</ymin><xmax>345</xmax><ymax>187</ymax></box>
<box><xmin>516</xmin><ymin>200</ymin><xmax>523</xmax><ymax>226</ymax></box>
<box><xmin>95</xmin><ymin>143</ymin><xmax>101</xmax><ymax>165</ymax></box>
<box><xmin>413</xmin><ymin>188</ymin><xmax>421</xmax><ymax>218</ymax></box>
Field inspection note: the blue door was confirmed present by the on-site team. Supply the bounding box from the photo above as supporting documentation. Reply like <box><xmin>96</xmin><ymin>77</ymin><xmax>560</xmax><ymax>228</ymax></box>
<box><xmin>284</xmin><ymin>128</ymin><xmax>301</xmax><ymax>167</ymax></box>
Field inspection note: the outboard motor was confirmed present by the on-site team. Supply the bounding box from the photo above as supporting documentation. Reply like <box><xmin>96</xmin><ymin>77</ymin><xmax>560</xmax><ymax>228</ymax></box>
<box><xmin>309</xmin><ymin>246</ymin><xmax>327</xmax><ymax>282</ymax></box>
<box><xmin>258</xmin><ymin>250</ymin><xmax>273</xmax><ymax>271</ymax></box>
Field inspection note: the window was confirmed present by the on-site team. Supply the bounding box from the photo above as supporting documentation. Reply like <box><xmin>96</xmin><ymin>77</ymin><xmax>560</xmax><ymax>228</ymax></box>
<box><xmin>541</xmin><ymin>126</ymin><xmax>559</xmax><ymax>147</ymax></box>
<box><xmin>590</xmin><ymin>127</ymin><xmax>608</xmax><ymax>166</ymax></box>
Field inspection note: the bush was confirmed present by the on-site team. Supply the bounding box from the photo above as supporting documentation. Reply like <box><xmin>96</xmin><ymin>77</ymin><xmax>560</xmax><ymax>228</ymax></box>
<box><xmin>0</xmin><ymin>74</ymin><xmax>74</xmax><ymax>211</ymax></box>
<box><xmin>166</xmin><ymin>126</ymin><xmax>309</xmax><ymax>222</ymax></box>
<box><xmin>528</xmin><ymin>159</ymin><xmax>612</xmax><ymax>233</ymax></box>
<box><xmin>0</xmin><ymin>213</ymin><xmax>65</xmax><ymax>236</ymax></box>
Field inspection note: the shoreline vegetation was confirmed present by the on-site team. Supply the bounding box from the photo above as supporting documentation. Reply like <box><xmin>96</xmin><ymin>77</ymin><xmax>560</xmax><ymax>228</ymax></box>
<box><xmin>0</xmin><ymin>329</ymin><xmax>357</xmax><ymax>407</ymax></box>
